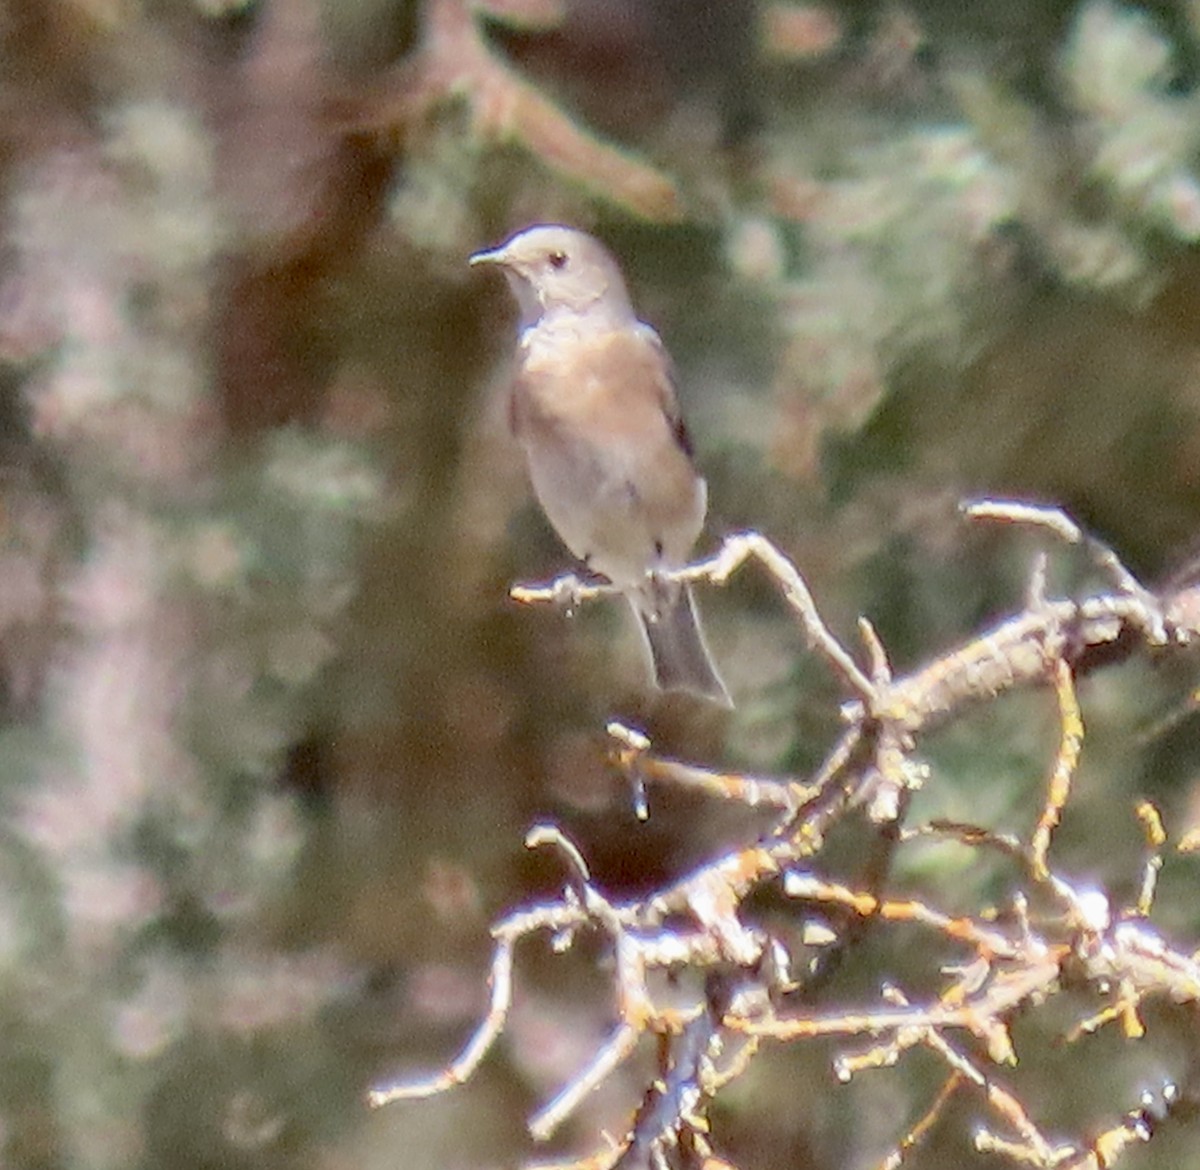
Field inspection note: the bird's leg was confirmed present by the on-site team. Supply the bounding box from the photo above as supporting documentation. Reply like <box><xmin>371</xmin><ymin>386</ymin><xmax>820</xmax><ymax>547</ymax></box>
<box><xmin>510</xmin><ymin>565</ymin><xmax>619</xmax><ymax>613</ymax></box>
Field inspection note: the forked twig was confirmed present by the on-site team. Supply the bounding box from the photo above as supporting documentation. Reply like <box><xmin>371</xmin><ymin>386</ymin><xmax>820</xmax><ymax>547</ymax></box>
<box><xmin>376</xmin><ymin>501</ymin><xmax>1200</xmax><ymax>1169</ymax></box>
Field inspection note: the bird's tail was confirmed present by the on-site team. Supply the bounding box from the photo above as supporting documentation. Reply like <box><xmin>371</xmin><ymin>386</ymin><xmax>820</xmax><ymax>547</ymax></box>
<box><xmin>631</xmin><ymin>579</ymin><xmax>732</xmax><ymax>708</ymax></box>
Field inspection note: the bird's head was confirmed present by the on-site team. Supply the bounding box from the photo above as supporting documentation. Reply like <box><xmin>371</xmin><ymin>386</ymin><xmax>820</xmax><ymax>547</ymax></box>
<box><xmin>470</xmin><ymin>225</ymin><xmax>635</xmax><ymax>328</ymax></box>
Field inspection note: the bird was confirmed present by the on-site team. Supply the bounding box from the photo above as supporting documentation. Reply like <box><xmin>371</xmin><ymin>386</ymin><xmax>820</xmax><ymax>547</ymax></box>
<box><xmin>470</xmin><ymin>224</ymin><xmax>732</xmax><ymax>707</ymax></box>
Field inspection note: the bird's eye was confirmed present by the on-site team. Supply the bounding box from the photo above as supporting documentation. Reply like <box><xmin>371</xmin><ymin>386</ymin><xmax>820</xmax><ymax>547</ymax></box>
<box><xmin>547</xmin><ymin>250</ymin><xmax>568</xmax><ymax>270</ymax></box>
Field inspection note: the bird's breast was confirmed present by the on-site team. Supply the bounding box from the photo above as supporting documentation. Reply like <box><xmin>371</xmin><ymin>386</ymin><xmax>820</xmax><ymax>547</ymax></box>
<box><xmin>514</xmin><ymin>326</ymin><xmax>665</xmax><ymax>440</ymax></box>
<box><xmin>509</xmin><ymin>322</ymin><xmax>706</xmax><ymax>578</ymax></box>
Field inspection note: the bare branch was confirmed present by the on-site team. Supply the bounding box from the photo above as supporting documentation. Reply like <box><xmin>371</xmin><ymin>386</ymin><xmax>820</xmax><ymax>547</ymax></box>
<box><xmin>381</xmin><ymin>502</ymin><xmax>1200</xmax><ymax>1168</ymax></box>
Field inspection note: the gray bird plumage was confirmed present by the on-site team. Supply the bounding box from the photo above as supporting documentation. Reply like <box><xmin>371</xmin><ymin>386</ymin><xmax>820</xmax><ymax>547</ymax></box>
<box><xmin>471</xmin><ymin>225</ymin><xmax>731</xmax><ymax>707</ymax></box>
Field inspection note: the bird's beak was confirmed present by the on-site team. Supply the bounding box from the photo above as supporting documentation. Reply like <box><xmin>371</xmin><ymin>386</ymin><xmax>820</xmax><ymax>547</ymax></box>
<box><xmin>469</xmin><ymin>244</ymin><xmax>508</xmax><ymax>268</ymax></box>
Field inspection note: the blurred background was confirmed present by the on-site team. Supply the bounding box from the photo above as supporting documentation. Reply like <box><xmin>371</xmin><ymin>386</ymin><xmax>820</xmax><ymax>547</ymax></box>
<box><xmin>3</xmin><ymin>0</ymin><xmax>1200</xmax><ymax>1166</ymax></box>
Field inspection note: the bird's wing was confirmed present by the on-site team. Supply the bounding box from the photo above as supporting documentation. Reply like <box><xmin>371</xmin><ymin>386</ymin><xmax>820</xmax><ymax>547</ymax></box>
<box><xmin>634</xmin><ymin>322</ymin><xmax>694</xmax><ymax>459</ymax></box>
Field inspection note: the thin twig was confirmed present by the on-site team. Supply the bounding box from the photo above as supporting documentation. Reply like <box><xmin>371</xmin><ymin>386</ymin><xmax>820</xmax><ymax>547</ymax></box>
<box><xmin>528</xmin><ymin>1022</ymin><xmax>641</xmax><ymax>1141</ymax></box>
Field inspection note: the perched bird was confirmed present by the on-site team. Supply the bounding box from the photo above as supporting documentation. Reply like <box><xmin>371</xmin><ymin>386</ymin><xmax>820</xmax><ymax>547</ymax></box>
<box><xmin>470</xmin><ymin>225</ymin><xmax>731</xmax><ymax>707</ymax></box>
